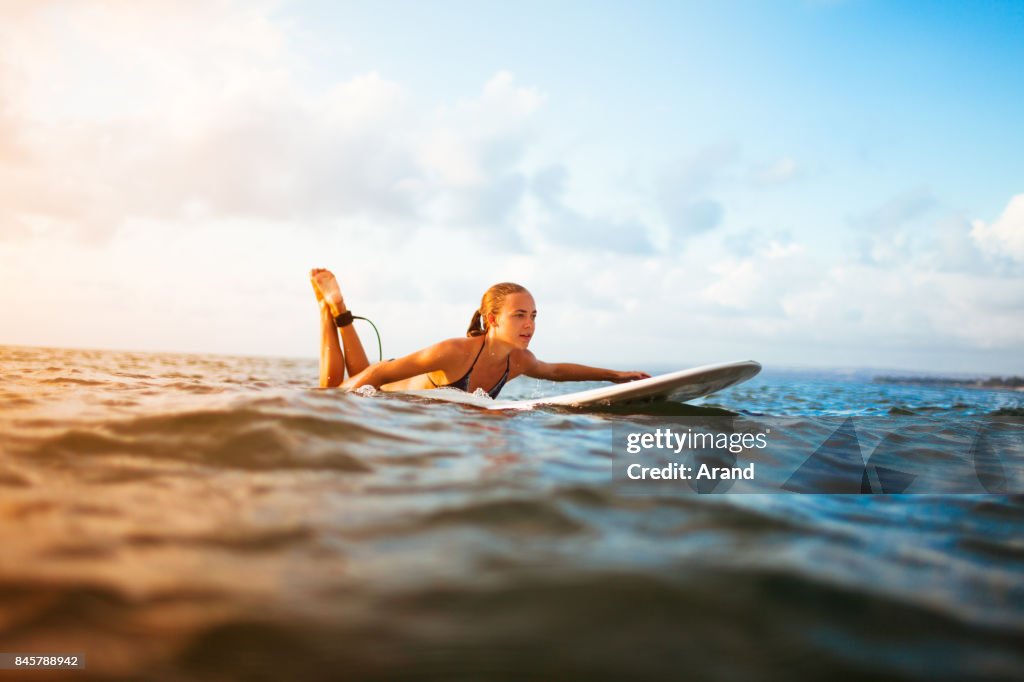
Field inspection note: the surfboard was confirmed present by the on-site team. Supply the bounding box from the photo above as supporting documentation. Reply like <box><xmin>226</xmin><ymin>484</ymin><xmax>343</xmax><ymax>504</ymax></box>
<box><xmin>395</xmin><ymin>360</ymin><xmax>761</xmax><ymax>411</ymax></box>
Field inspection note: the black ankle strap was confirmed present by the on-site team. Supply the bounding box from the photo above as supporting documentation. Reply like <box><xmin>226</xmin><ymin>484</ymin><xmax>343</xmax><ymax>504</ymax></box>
<box><xmin>334</xmin><ymin>310</ymin><xmax>354</xmax><ymax>328</ymax></box>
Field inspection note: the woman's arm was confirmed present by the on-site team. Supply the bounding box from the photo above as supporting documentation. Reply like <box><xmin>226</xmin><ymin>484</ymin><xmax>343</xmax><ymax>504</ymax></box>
<box><xmin>520</xmin><ymin>351</ymin><xmax>650</xmax><ymax>383</ymax></box>
<box><xmin>341</xmin><ymin>339</ymin><xmax>462</xmax><ymax>390</ymax></box>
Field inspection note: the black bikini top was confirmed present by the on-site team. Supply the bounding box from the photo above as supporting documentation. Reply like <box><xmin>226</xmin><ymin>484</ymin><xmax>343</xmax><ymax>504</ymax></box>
<box><xmin>428</xmin><ymin>339</ymin><xmax>510</xmax><ymax>399</ymax></box>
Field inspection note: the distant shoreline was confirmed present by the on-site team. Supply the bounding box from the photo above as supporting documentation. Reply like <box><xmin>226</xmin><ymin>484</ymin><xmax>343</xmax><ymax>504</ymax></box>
<box><xmin>874</xmin><ymin>375</ymin><xmax>1024</xmax><ymax>392</ymax></box>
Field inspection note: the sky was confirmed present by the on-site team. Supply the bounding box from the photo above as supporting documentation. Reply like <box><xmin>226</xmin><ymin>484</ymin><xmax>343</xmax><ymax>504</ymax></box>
<box><xmin>1</xmin><ymin>0</ymin><xmax>1022</xmax><ymax>374</ymax></box>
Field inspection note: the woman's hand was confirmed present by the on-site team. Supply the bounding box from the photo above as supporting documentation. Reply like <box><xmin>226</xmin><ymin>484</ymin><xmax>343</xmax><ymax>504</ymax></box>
<box><xmin>611</xmin><ymin>370</ymin><xmax>651</xmax><ymax>383</ymax></box>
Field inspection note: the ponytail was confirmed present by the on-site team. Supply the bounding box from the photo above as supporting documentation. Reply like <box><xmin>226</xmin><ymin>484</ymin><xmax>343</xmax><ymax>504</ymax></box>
<box><xmin>467</xmin><ymin>282</ymin><xmax>529</xmax><ymax>337</ymax></box>
<box><xmin>466</xmin><ymin>310</ymin><xmax>486</xmax><ymax>337</ymax></box>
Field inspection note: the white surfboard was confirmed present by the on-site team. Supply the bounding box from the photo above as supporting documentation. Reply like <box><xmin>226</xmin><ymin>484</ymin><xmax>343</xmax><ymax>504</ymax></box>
<box><xmin>395</xmin><ymin>360</ymin><xmax>761</xmax><ymax>411</ymax></box>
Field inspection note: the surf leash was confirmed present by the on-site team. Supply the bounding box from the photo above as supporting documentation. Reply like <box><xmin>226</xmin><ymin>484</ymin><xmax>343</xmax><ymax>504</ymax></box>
<box><xmin>334</xmin><ymin>310</ymin><xmax>383</xmax><ymax>362</ymax></box>
<box><xmin>353</xmin><ymin>315</ymin><xmax>383</xmax><ymax>363</ymax></box>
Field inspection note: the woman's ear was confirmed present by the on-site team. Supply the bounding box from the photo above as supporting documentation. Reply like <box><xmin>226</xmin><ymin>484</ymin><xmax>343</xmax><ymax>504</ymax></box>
<box><xmin>486</xmin><ymin>312</ymin><xmax>497</xmax><ymax>328</ymax></box>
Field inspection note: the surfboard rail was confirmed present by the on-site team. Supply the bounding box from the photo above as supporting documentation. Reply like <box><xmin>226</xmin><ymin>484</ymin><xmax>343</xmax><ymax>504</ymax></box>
<box><xmin>508</xmin><ymin>360</ymin><xmax>761</xmax><ymax>409</ymax></box>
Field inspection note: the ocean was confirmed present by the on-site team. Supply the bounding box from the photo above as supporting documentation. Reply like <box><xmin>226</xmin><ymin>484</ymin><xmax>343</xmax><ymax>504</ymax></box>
<box><xmin>1</xmin><ymin>345</ymin><xmax>1022</xmax><ymax>681</ymax></box>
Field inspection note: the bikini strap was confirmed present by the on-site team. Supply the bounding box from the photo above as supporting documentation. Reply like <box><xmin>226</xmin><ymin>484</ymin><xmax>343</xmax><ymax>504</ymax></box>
<box><xmin>466</xmin><ymin>337</ymin><xmax>487</xmax><ymax>373</ymax></box>
<box><xmin>486</xmin><ymin>353</ymin><xmax>512</xmax><ymax>399</ymax></box>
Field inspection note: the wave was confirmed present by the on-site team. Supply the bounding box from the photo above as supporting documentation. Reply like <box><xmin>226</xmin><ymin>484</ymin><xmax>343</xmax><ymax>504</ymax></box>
<box><xmin>20</xmin><ymin>405</ymin><xmax>418</xmax><ymax>472</ymax></box>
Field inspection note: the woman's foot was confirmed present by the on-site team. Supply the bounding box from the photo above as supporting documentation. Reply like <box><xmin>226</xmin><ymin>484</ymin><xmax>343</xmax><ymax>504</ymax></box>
<box><xmin>310</xmin><ymin>269</ymin><xmax>324</xmax><ymax>303</ymax></box>
<box><xmin>310</xmin><ymin>268</ymin><xmax>347</xmax><ymax>317</ymax></box>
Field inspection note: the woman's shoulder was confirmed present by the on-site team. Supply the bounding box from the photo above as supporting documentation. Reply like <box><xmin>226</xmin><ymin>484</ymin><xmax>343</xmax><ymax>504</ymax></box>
<box><xmin>421</xmin><ymin>337</ymin><xmax>481</xmax><ymax>378</ymax></box>
<box><xmin>509</xmin><ymin>347</ymin><xmax>538</xmax><ymax>370</ymax></box>
<box><xmin>429</xmin><ymin>336</ymin><xmax>480</xmax><ymax>356</ymax></box>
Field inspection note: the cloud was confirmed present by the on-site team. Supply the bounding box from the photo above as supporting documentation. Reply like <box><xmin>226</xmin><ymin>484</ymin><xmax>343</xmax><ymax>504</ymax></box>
<box><xmin>447</xmin><ymin>70</ymin><xmax>545</xmax><ymax>130</ymax></box>
<box><xmin>659</xmin><ymin>143</ymin><xmax>739</xmax><ymax>242</ymax></box>
<box><xmin>664</xmin><ymin>199</ymin><xmax>724</xmax><ymax>236</ymax></box>
<box><xmin>848</xmin><ymin>188</ymin><xmax>940</xmax><ymax>266</ymax></box>
<box><xmin>751</xmin><ymin>157</ymin><xmax>800</xmax><ymax>186</ymax></box>
<box><xmin>691</xmin><ymin>206</ymin><xmax>1024</xmax><ymax>366</ymax></box>
<box><xmin>931</xmin><ymin>214</ymin><xmax>992</xmax><ymax>273</ymax></box>
<box><xmin>699</xmin><ymin>239</ymin><xmax>812</xmax><ymax>313</ymax></box>
<box><xmin>764</xmin><ymin>199</ymin><xmax>1024</xmax><ymax>359</ymax></box>
<box><xmin>412</xmin><ymin>72</ymin><xmax>545</xmax><ymax>237</ymax></box>
<box><xmin>721</xmin><ymin>228</ymin><xmax>794</xmax><ymax>258</ymax></box>
<box><xmin>971</xmin><ymin>193</ymin><xmax>1024</xmax><ymax>262</ymax></box>
<box><xmin>778</xmin><ymin>263</ymin><xmax>1024</xmax><ymax>353</ymax></box>
<box><xmin>0</xmin><ymin>5</ymin><xmax>544</xmax><ymax>244</ymax></box>
<box><xmin>0</xmin><ymin>4</ymin><xmax>416</xmax><ymax>240</ymax></box>
<box><xmin>848</xmin><ymin>191</ymin><xmax>1018</xmax><ymax>276</ymax></box>
<box><xmin>426</xmin><ymin>171</ymin><xmax>529</xmax><ymax>251</ymax></box>
<box><xmin>666</xmin><ymin>143</ymin><xmax>739</xmax><ymax>194</ymax></box>
<box><xmin>530</xmin><ymin>164</ymin><xmax>654</xmax><ymax>254</ymax></box>
<box><xmin>851</xmin><ymin>187</ymin><xmax>937</xmax><ymax>233</ymax></box>
<box><xmin>417</xmin><ymin>71</ymin><xmax>543</xmax><ymax>189</ymax></box>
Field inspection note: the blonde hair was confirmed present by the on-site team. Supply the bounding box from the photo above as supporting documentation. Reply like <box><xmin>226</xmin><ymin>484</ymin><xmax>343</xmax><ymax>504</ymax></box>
<box><xmin>466</xmin><ymin>282</ymin><xmax>529</xmax><ymax>337</ymax></box>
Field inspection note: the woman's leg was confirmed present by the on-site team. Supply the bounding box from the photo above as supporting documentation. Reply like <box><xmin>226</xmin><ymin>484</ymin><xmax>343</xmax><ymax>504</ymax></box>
<box><xmin>312</xmin><ymin>270</ymin><xmax>345</xmax><ymax>387</ymax></box>
<box><xmin>317</xmin><ymin>299</ymin><xmax>345</xmax><ymax>387</ymax></box>
<box><xmin>339</xmin><ymin>317</ymin><xmax>370</xmax><ymax>377</ymax></box>
<box><xmin>311</xmin><ymin>268</ymin><xmax>371</xmax><ymax>385</ymax></box>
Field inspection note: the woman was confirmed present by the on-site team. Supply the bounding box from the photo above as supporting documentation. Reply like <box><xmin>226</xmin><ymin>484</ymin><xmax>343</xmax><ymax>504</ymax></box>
<box><xmin>311</xmin><ymin>268</ymin><xmax>650</xmax><ymax>397</ymax></box>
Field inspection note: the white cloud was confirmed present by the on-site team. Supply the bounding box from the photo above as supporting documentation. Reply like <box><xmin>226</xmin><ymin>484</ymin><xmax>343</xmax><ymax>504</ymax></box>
<box><xmin>779</xmin><ymin>263</ymin><xmax>1024</xmax><ymax>352</ymax></box>
<box><xmin>415</xmin><ymin>72</ymin><xmax>543</xmax><ymax>190</ymax></box>
<box><xmin>416</xmin><ymin>129</ymin><xmax>487</xmax><ymax>187</ymax></box>
<box><xmin>930</xmin><ymin>215</ymin><xmax>991</xmax><ymax>273</ymax></box>
<box><xmin>700</xmin><ymin>239</ymin><xmax>813</xmax><ymax>312</ymax></box>
<box><xmin>691</xmin><ymin>211</ymin><xmax>1024</xmax><ymax>369</ymax></box>
<box><xmin>847</xmin><ymin>188</ymin><xmax>945</xmax><ymax>269</ymax></box>
<box><xmin>450</xmin><ymin>70</ymin><xmax>545</xmax><ymax>129</ymax></box>
<box><xmin>971</xmin><ymin>193</ymin><xmax>1024</xmax><ymax>262</ymax></box>
<box><xmin>409</xmin><ymin>71</ymin><xmax>546</xmax><ymax>234</ymax></box>
<box><xmin>0</xmin><ymin>4</ymin><xmax>550</xmax><ymax>244</ymax></box>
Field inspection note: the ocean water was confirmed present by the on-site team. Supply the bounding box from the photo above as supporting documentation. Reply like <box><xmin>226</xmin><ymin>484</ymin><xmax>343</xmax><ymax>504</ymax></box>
<box><xmin>1</xmin><ymin>345</ymin><xmax>1023</xmax><ymax>681</ymax></box>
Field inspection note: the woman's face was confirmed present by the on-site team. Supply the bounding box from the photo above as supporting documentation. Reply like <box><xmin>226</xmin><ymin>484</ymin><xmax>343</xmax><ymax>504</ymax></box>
<box><xmin>490</xmin><ymin>292</ymin><xmax>536</xmax><ymax>348</ymax></box>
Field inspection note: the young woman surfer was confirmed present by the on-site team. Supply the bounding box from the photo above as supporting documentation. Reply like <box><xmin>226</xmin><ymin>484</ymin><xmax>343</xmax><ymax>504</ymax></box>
<box><xmin>310</xmin><ymin>268</ymin><xmax>651</xmax><ymax>397</ymax></box>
